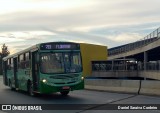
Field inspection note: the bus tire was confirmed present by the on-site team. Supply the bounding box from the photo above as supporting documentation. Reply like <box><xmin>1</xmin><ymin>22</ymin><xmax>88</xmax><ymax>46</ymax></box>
<box><xmin>60</xmin><ymin>91</ymin><xmax>69</xmax><ymax>96</ymax></box>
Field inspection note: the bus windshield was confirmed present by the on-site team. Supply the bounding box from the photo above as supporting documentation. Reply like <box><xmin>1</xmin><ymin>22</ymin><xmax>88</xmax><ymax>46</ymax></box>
<box><xmin>40</xmin><ymin>52</ymin><xmax>82</xmax><ymax>74</ymax></box>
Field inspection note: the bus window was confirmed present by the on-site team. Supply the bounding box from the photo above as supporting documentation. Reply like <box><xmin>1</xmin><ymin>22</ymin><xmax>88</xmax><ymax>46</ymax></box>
<box><xmin>10</xmin><ymin>58</ymin><xmax>13</xmax><ymax>70</ymax></box>
<box><xmin>20</xmin><ymin>54</ymin><xmax>24</xmax><ymax>62</ymax></box>
<box><xmin>71</xmin><ymin>53</ymin><xmax>82</xmax><ymax>72</ymax></box>
<box><xmin>25</xmin><ymin>52</ymin><xmax>30</xmax><ymax>60</ymax></box>
<box><xmin>64</xmin><ymin>52</ymin><xmax>82</xmax><ymax>73</ymax></box>
<box><xmin>73</xmin><ymin>54</ymin><xmax>81</xmax><ymax>65</ymax></box>
<box><xmin>25</xmin><ymin>52</ymin><xmax>30</xmax><ymax>68</ymax></box>
<box><xmin>19</xmin><ymin>54</ymin><xmax>25</xmax><ymax>69</ymax></box>
<box><xmin>40</xmin><ymin>53</ymin><xmax>64</xmax><ymax>74</ymax></box>
<box><xmin>7</xmin><ymin>59</ymin><xmax>11</xmax><ymax>70</ymax></box>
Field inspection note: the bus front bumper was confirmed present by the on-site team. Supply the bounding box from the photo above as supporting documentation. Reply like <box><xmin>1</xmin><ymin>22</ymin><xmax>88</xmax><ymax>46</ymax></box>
<box><xmin>39</xmin><ymin>80</ymin><xmax>84</xmax><ymax>94</ymax></box>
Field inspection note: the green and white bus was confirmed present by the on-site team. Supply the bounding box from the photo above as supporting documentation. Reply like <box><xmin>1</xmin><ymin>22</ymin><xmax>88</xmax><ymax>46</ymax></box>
<box><xmin>2</xmin><ymin>42</ymin><xmax>84</xmax><ymax>96</ymax></box>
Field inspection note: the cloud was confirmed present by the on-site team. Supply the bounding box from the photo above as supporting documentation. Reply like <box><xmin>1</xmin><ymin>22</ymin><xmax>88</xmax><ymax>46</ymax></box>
<box><xmin>0</xmin><ymin>0</ymin><xmax>160</xmax><ymax>33</ymax></box>
<box><xmin>0</xmin><ymin>0</ymin><xmax>160</xmax><ymax>54</ymax></box>
<box><xmin>108</xmin><ymin>33</ymin><xmax>142</xmax><ymax>43</ymax></box>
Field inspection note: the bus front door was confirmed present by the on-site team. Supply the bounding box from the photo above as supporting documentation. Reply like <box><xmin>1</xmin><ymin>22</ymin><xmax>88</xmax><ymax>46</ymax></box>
<box><xmin>31</xmin><ymin>52</ymin><xmax>39</xmax><ymax>91</ymax></box>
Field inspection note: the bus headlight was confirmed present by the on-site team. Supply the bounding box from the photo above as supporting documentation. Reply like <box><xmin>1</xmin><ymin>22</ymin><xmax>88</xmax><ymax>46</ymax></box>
<box><xmin>42</xmin><ymin>79</ymin><xmax>47</xmax><ymax>83</ymax></box>
<box><xmin>81</xmin><ymin>77</ymin><xmax>84</xmax><ymax>80</ymax></box>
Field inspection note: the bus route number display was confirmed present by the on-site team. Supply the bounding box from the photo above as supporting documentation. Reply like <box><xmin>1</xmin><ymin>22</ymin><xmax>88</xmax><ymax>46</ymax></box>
<box><xmin>40</xmin><ymin>43</ymin><xmax>79</xmax><ymax>50</ymax></box>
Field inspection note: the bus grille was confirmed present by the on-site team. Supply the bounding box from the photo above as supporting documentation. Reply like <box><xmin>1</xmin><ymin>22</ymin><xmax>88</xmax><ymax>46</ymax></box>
<box><xmin>49</xmin><ymin>74</ymin><xmax>79</xmax><ymax>85</ymax></box>
<box><xmin>49</xmin><ymin>74</ymin><xmax>79</xmax><ymax>79</ymax></box>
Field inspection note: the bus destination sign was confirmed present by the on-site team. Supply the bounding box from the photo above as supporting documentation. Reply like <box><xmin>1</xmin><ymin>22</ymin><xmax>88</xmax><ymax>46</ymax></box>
<box><xmin>40</xmin><ymin>43</ymin><xmax>80</xmax><ymax>50</ymax></box>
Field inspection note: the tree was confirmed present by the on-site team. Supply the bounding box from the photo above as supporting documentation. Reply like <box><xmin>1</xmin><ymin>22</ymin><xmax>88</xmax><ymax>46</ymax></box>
<box><xmin>0</xmin><ymin>44</ymin><xmax>10</xmax><ymax>75</ymax></box>
<box><xmin>1</xmin><ymin>44</ymin><xmax>10</xmax><ymax>57</ymax></box>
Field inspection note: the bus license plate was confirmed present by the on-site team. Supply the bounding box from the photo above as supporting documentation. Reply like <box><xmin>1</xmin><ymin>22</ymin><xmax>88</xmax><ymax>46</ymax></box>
<box><xmin>62</xmin><ymin>86</ymin><xmax>70</xmax><ymax>90</ymax></box>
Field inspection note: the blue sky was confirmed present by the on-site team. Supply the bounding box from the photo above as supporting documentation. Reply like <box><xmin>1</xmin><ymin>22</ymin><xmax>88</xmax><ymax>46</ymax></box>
<box><xmin>0</xmin><ymin>0</ymin><xmax>160</xmax><ymax>54</ymax></box>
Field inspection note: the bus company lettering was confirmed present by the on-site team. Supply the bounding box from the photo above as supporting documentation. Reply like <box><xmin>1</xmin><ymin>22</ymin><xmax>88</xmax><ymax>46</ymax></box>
<box><xmin>56</xmin><ymin>44</ymin><xmax>71</xmax><ymax>49</ymax></box>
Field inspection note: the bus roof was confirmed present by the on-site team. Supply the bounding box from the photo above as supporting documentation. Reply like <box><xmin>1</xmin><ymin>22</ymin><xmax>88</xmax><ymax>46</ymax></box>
<box><xmin>3</xmin><ymin>41</ymin><xmax>106</xmax><ymax>61</ymax></box>
<box><xmin>2</xmin><ymin>41</ymin><xmax>80</xmax><ymax>61</ymax></box>
<box><xmin>3</xmin><ymin>44</ymin><xmax>38</xmax><ymax>61</ymax></box>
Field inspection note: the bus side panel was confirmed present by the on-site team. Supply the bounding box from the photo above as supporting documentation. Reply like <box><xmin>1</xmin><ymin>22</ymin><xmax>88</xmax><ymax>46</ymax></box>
<box><xmin>7</xmin><ymin>69</ymin><xmax>14</xmax><ymax>87</ymax></box>
<box><xmin>17</xmin><ymin>69</ymin><xmax>28</xmax><ymax>91</ymax></box>
<box><xmin>3</xmin><ymin>60</ymin><xmax>15</xmax><ymax>87</ymax></box>
<box><xmin>16</xmin><ymin>55</ymin><xmax>30</xmax><ymax>91</ymax></box>
<box><xmin>17</xmin><ymin>60</ymin><xmax>32</xmax><ymax>91</ymax></box>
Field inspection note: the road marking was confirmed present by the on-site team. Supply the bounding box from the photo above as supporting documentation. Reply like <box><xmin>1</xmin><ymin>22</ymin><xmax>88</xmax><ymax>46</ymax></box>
<box><xmin>76</xmin><ymin>95</ymin><xmax>137</xmax><ymax>113</ymax></box>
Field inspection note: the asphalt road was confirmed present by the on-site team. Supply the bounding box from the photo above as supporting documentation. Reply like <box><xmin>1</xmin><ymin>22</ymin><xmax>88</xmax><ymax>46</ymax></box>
<box><xmin>0</xmin><ymin>76</ymin><xmax>160</xmax><ymax>113</ymax></box>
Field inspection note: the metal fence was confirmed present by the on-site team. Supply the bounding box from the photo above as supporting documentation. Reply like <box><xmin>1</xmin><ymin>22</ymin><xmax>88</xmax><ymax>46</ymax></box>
<box><xmin>138</xmin><ymin>62</ymin><xmax>160</xmax><ymax>71</ymax></box>
<box><xmin>92</xmin><ymin>61</ymin><xmax>160</xmax><ymax>71</ymax></box>
<box><xmin>108</xmin><ymin>27</ymin><xmax>160</xmax><ymax>56</ymax></box>
<box><xmin>92</xmin><ymin>61</ymin><xmax>137</xmax><ymax>71</ymax></box>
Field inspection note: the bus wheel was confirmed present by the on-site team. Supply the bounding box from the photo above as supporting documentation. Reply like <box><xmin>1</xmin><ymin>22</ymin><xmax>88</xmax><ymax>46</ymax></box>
<box><xmin>28</xmin><ymin>82</ymin><xmax>34</xmax><ymax>96</ymax></box>
<box><xmin>60</xmin><ymin>91</ymin><xmax>69</xmax><ymax>96</ymax></box>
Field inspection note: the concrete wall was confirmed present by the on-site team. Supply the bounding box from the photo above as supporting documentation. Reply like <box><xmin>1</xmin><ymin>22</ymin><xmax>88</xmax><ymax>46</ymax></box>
<box><xmin>140</xmin><ymin>80</ymin><xmax>160</xmax><ymax>96</ymax></box>
<box><xmin>85</xmin><ymin>79</ymin><xmax>160</xmax><ymax>96</ymax></box>
<box><xmin>92</xmin><ymin>70</ymin><xmax>160</xmax><ymax>80</ymax></box>
<box><xmin>138</xmin><ymin>71</ymin><xmax>160</xmax><ymax>80</ymax></box>
<box><xmin>85</xmin><ymin>79</ymin><xmax>140</xmax><ymax>94</ymax></box>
